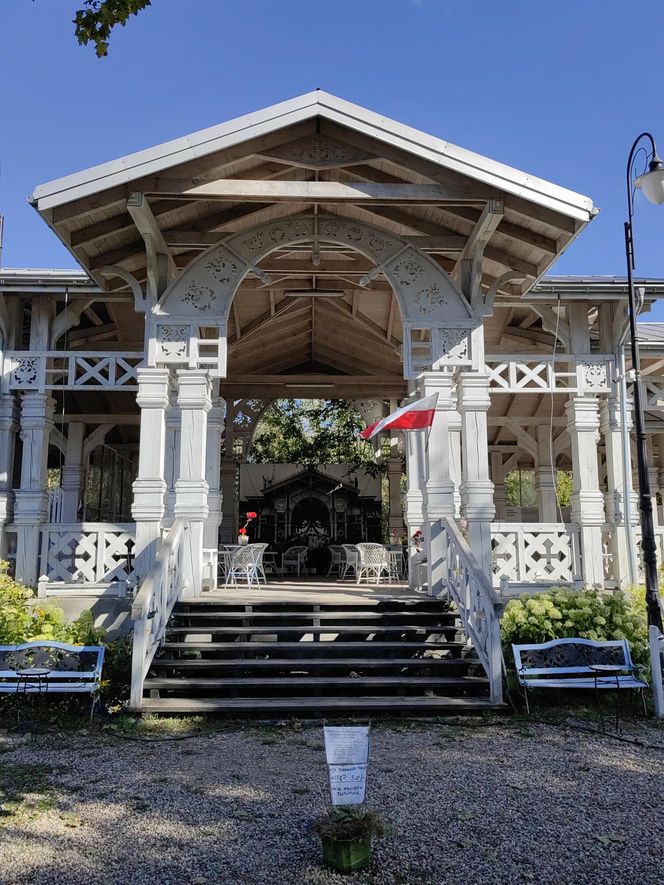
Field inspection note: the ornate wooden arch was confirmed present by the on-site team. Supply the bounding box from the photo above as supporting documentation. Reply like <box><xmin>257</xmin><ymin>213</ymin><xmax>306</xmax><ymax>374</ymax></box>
<box><xmin>150</xmin><ymin>215</ymin><xmax>480</xmax><ymax>379</ymax></box>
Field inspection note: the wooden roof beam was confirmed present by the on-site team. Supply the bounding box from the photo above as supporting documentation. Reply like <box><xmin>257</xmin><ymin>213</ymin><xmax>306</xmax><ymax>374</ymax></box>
<box><xmin>144</xmin><ymin>179</ymin><xmax>493</xmax><ymax>205</ymax></box>
<box><xmin>126</xmin><ymin>193</ymin><xmax>177</xmax><ymax>284</ymax></box>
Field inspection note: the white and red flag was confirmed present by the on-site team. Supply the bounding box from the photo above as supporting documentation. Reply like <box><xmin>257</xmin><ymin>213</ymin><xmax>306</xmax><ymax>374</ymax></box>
<box><xmin>359</xmin><ymin>393</ymin><xmax>438</xmax><ymax>440</ymax></box>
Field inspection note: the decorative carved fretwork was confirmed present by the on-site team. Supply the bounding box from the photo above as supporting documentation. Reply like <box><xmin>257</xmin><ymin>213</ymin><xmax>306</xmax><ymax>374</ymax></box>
<box><xmin>181</xmin><ymin>282</ymin><xmax>216</xmax><ymax>312</ymax></box>
<box><xmin>582</xmin><ymin>361</ymin><xmax>608</xmax><ymax>391</ymax></box>
<box><xmin>157</xmin><ymin>325</ymin><xmax>189</xmax><ymax>359</ymax></box>
<box><xmin>12</xmin><ymin>357</ymin><xmax>39</xmax><ymax>388</ymax></box>
<box><xmin>261</xmin><ymin>134</ymin><xmax>373</xmax><ymax>169</ymax></box>
<box><xmin>204</xmin><ymin>256</ymin><xmax>241</xmax><ymax>285</ymax></box>
<box><xmin>437</xmin><ymin>329</ymin><xmax>468</xmax><ymax>362</ymax></box>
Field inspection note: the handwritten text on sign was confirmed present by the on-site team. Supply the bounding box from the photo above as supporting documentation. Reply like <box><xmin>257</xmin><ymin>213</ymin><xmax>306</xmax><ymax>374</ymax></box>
<box><xmin>328</xmin><ymin>763</ymin><xmax>367</xmax><ymax>805</ymax></box>
<box><xmin>324</xmin><ymin>726</ymin><xmax>370</xmax><ymax>806</ymax></box>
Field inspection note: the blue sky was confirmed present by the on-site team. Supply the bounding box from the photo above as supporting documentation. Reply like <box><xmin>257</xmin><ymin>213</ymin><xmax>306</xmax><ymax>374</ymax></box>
<box><xmin>2</xmin><ymin>0</ymin><xmax>664</xmax><ymax>317</ymax></box>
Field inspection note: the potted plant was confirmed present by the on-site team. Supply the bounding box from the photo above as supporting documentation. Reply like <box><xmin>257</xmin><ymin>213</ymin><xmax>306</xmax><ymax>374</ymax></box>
<box><xmin>311</xmin><ymin>805</ymin><xmax>384</xmax><ymax>873</ymax></box>
<box><xmin>238</xmin><ymin>511</ymin><xmax>257</xmax><ymax>545</ymax></box>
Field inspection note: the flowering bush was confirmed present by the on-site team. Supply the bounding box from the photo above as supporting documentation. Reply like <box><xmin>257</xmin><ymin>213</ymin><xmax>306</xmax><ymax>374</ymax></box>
<box><xmin>0</xmin><ymin>560</ymin><xmax>104</xmax><ymax>646</ymax></box>
<box><xmin>500</xmin><ymin>587</ymin><xmax>648</xmax><ymax>665</ymax></box>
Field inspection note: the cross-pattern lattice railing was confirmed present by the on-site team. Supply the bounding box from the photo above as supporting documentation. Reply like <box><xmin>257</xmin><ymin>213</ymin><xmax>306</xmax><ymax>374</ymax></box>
<box><xmin>130</xmin><ymin>518</ymin><xmax>189</xmax><ymax>709</ymax></box>
<box><xmin>38</xmin><ymin>523</ymin><xmax>136</xmax><ymax>587</ymax></box>
<box><xmin>3</xmin><ymin>351</ymin><xmax>144</xmax><ymax>392</ymax></box>
<box><xmin>491</xmin><ymin>522</ymin><xmax>581</xmax><ymax>587</ymax></box>
<box><xmin>484</xmin><ymin>353</ymin><xmax>613</xmax><ymax>395</ymax></box>
<box><xmin>433</xmin><ymin>517</ymin><xmax>503</xmax><ymax>704</ymax></box>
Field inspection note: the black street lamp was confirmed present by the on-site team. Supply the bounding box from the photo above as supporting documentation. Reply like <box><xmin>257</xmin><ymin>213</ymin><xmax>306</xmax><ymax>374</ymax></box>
<box><xmin>625</xmin><ymin>132</ymin><xmax>664</xmax><ymax>631</ymax></box>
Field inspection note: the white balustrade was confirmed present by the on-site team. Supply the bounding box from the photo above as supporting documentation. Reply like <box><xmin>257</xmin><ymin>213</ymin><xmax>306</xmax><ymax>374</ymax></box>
<box><xmin>39</xmin><ymin>523</ymin><xmax>136</xmax><ymax>586</ymax></box>
<box><xmin>491</xmin><ymin>522</ymin><xmax>581</xmax><ymax>587</ymax></box>
<box><xmin>4</xmin><ymin>352</ymin><xmax>144</xmax><ymax>392</ymax></box>
<box><xmin>484</xmin><ymin>353</ymin><xmax>613</xmax><ymax>395</ymax></box>
<box><xmin>130</xmin><ymin>518</ymin><xmax>189</xmax><ymax>708</ymax></box>
<box><xmin>433</xmin><ymin>517</ymin><xmax>503</xmax><ymax>704</ymax></box>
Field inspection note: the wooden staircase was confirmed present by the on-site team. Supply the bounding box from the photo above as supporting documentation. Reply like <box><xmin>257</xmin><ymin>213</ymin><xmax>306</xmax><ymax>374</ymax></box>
<box><xmin>138</xmin><ymin>596</ymin><xmax>502</xmax><ymax>714</ymax></box>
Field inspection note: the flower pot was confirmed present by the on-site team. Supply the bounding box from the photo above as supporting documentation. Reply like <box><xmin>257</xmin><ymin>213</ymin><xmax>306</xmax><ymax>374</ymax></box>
<box><xmin>321</xmin><ymin>835</ymin><xmax>372</xmax><ymax>873</ymax></box>
<box><xmin>237</xmin><ymin>535</ymin><xmax>249</xmax><ymax>545</ymax></box>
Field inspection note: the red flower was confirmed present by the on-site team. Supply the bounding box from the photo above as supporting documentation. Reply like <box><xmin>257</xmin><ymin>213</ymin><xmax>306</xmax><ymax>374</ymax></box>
<box><xmin>246</xmin><ymin>511</ymin><xmax>257</xmax><ymax>520</ymax></box>
<box><xmin>238</xmin><ymin>527</ymin><xmax>247</xmax><ymax>535</ymax></box>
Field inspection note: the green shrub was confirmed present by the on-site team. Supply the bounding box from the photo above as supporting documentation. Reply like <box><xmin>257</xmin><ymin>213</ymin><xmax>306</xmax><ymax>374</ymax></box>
<box><xmin>500</xmin><ymin>587</ymin><xmax>648</xmax><ymax>665</ymax></box>
<box><xmin>0</xmin><ymin>560</ymin><xmax>107</xmax><ymax>646</ymax></box>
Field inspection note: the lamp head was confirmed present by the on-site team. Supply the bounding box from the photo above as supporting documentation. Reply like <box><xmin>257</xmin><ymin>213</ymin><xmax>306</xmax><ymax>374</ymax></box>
<box><xmin>635</xmin><ymin>155</ymin><xmax>664</xmax><ymax>205</ymax></box>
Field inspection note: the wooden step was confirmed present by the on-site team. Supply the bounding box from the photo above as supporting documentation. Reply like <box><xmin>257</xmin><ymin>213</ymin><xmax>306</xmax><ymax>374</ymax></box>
<box><xmin>135</xmin><ymin>695</ymin><xmax>500</xmax><ymax>713</ymax></box>
<box><xmin>171</xmin><ymin>610</ymin><xmax>457</xmax><ymax>622</ymax></box>
<box><xmin>152</xmin><ymin>655</ymin><xmax>475</xmax><ymax>671</ymax></box>
<box><xmin>144</xmin><ymin>675</ymin><xmax>486</xmax><ymax>689</ymax></box>
<box><xmin>174</xmin><ymin>598</ymin><xmax>438</xmax><ymax>609</ymax></box>
<box><xmin>156</xmin><ymin>640</ymin><xmax>465</xmax><ymax>654</ymax></box>
<box><xmin>165</xmin><ymin>624</ymin><xmax>459</xmax><ymax>636</ymax></box>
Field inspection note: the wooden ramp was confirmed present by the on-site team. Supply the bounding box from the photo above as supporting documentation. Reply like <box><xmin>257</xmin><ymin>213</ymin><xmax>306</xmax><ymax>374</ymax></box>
<box><xmin>138</xmin><ymin>585</ymin><xmax>501</xmax><ymax>715</ymax></box>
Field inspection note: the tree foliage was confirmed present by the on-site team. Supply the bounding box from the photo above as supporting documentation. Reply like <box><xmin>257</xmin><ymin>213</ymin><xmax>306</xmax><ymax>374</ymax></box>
<box><xmin>248</xmin><ymin>399</ymin><xmax>382</xmax><ymax>474</ymax></box>
<box><xmin>73</xmin><ymin>0</ymin><xmax>151</xmax><ymax>57</ymax></box>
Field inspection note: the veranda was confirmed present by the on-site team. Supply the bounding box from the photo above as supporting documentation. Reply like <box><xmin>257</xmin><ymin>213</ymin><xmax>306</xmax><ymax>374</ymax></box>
<box><xmin>2</xmin><ymin>92</ymin><xmax>664</xmax><ymax>708</ymax></box>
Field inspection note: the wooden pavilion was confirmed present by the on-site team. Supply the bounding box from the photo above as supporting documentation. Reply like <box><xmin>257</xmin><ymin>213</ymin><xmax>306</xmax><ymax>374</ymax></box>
<box><xmin>2</xmin><ymin>91</ymin><xmax>664</xmax><ymax>712</ymax></box>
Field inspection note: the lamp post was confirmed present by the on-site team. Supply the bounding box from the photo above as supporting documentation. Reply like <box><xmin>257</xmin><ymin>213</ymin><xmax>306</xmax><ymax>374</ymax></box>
<box><xmin>625</xmin><ymin>132</ymin><xmax>664</xmax><ymax>631</ymax></box>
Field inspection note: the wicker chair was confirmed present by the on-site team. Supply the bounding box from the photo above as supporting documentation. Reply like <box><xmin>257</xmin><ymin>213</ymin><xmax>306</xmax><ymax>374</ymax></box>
<box><xmin>224</xmin><ymin>544</ymin><xmax>260</xmax><ymax>589</ymax></box>
<box><xmin>355</xmin><ymin>543</ymin><xmax>390</xmax><ymax>585</ymax></box>
<box><xmin>250</xmin><ymin>543</ymin><xmax>269</xmax><ymax>584</ymax></box>
<box><xmin>327</xmin><ymin>545</ymin><xmax>345</xmax><ymax>576</ymax></box>
<box><xmin>340</xmin><ymin>544</ymin><xmax>359</xmax><ymax>581</ymax></box>
<box><xmin>282</xmin><ymin>545</ymin><xmax>308</xmax><ymax>577</ymax></box>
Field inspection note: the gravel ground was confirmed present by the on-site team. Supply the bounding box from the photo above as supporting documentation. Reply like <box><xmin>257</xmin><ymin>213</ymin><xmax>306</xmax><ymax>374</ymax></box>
<box><xmin>0</xmin><ymin>717</ymin><xmax>663</xmax><ymax>885</ymax></box>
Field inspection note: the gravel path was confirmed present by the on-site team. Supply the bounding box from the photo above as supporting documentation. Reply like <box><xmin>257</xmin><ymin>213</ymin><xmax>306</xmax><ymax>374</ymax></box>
<box><xmin>0</xmin><ymin>718</ymin><xmax>663</xmax><ymax>884</ymax></box>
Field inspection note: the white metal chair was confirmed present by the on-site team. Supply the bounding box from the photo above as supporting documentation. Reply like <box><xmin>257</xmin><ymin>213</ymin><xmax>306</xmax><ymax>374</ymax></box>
<box><xmin>224</xmin><ymin>544</ymin><xmax>260</xmax><ymax>589</ymax></box>
<box><xmin>340</xmin><ymin>544</ymin><xmax>359</xmax><ymax>581</ymax></box>
<box><xmin>327</xmin><ymin>545</ymin><xmax>344</xmax><ymax>576</ymax></box>
<box><xmin>356</xmin><ymin>543</ymin><xmax>391</xmax><ymax>585</ymax></box>
<box><xmin>250</xmin><ymin>543</ymin><xmax>269</xmax><ymax>584</ymax></box>
<box><xmin>282</xmin><ymin>545</ymin><xmax>308</xmax><ymax>577</ymax></box>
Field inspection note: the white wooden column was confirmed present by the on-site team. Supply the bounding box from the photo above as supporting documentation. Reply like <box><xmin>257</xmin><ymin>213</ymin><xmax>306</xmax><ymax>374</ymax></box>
<box><xmin>423</xmin><ymin>372</ymin><xmax>456</xmax><ymax>596</ymax></box>
<box><xmin>449</xmin><ymin>406</ymin><xmax>462</xmax><ymax>517</ymax></box>
<box><xmin>458</xmin><ymin>372</ymin><xmax>495</xmax><ymax>577</ymax></box>
<box><xmin>404</xmin><ymin>411</ymin><xmax>426</xmax><ymax>590</ymax></box>
<box><xmin>204</xmin><ymin>391</ymin><xmax>224</xmax><ymax>550</ymax></box>
<box><xmin>163</xmin><ymin>391</ymin><xmax>180</xmax><ymax>527</ymax></box>
<box><xmin>219</xmin><ymin>400</ymin><xmax>236</xmax><ymax>544</ymax></box>
<box><xmin>0</xmin><ymin>394</ymin><xmax>18</xmax><ymax>557</ymax></box>
<box><xmin>535</xmin><ymin>425</ymin><xmax>558</xmax><ymax>522</ymax></box>
<box><xmin>174</xmin><ymin>370</ymin><xmax>211</xmax><ymax>597</ymax></box>
<box><xmin>566</xmin><ymin>302</ymin><xmax>605</xmax><ymax>587</ymax></box>
<box><xmin>600</xmin><ymin>395</ymin><xmax>637</xmax><ymax>587</ymax></box>
<box><xmin>647</xmin><ymin>438</ymin><xmax>660</xmax><ymax>531</ymax></box>
<box><xmin>386</xmin><ymin>453</ymin><xmax>403</xmax><ymax>534</ymax></box>
<box><xmin>566</xmin><ymin>395</ymin><xmax>605</xmax><ymax>586</ymax></box>
<box><xmin>131</xmin><ymin>368</ymin><xmax>170</xmax><ymax>583</ymax></box>
<box><xmin>490</xmin><ymin>452</ymin><xmax>507</xmax><ymax>521</ymax></box>
<box><xmin>14</xmin><ymin>393</ymin><xmax>55</xmax><ymax>585</ymax></box>
<box><xmin>60</xmin><ymin>423</ymin><xmax>85</xmax><ymax>522</ymax></box>
<box><xmin>657</xmin><ymin>433</ymin><xmax>664</xmax><ymax>527</ymax></box>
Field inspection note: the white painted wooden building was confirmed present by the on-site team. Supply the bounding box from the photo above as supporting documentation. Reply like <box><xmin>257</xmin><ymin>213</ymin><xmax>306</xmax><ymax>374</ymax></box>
<box><xmin>2</xmin><ymin>92</ymin><xmax>664</xmax><ymax>710</ymax></box>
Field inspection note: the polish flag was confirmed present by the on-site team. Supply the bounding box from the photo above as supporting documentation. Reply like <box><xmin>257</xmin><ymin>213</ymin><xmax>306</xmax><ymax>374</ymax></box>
<box><xmin>360</xmin><ymin>393</ymin><xmax>438</xmax><ymax>440</ymax></box>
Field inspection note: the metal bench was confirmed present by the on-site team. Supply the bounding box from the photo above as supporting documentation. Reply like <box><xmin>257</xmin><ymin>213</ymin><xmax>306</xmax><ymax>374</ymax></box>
<box><xmin>649</xmin><ymin>626</ymin><xmax>664</xmax><ymax>718</ymax></box>
<box><xmin>512</xmin><ymin>637</ymin><xmax>647</xmax><ymax>718</ymax></box>
<box><xmin>0</xmin><ymin>641</ymin><xmax>105</xmax><ymax>720</ymax></box>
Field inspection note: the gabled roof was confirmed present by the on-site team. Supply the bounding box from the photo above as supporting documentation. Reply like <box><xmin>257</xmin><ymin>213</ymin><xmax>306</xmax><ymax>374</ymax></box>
<box><xmin>27</xmin><ymin>90</ymin><xmax>597</xmax><ymax>311</ymax></box>
<box><xmin>31</xmin><ymin>91</ymin><xmax>594</xmax><ymax>221</ymax></box>
<box><xmin>260</xmin><ymin>466</ymin><xmax>360</xmax><ymax>496</ymax></box>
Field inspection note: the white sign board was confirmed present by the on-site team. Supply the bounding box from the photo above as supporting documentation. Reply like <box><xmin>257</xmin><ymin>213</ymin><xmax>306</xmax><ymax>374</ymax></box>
<box><xmin>324</xmin><ymin>726</ymin><xmax>370</xmax><ymax>806</ymax></box>
<box><xmin>328</xmin><ymin>763</ymin><xmax>367</xmax><ymax>805</ymax></box>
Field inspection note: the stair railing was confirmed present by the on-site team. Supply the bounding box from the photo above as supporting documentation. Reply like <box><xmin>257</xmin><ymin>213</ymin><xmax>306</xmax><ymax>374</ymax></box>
<box><xmin>434</xmin><ymin>517</ymin><xmax>504</xmax><ymax>704</ymax></box>
<box><xmin>130</xmin><ymin>517</ymin><xmax>189</xmax><ymax>708</ymax></box>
